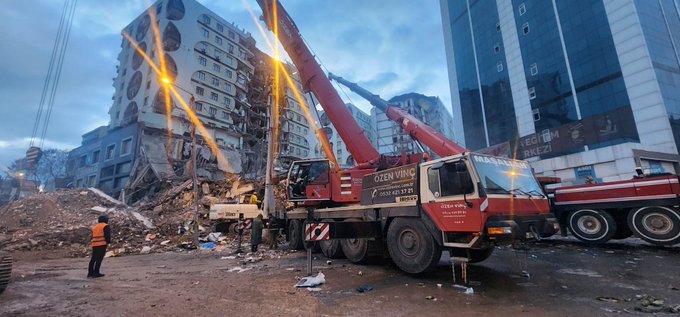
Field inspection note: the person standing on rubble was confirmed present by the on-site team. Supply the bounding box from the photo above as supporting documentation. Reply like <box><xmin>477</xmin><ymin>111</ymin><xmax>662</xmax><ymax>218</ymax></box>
<box><xmin>251</xmin><ymin>214</ymin><xmax>264</xmax><ymax>252</ymax></box>
<box><xmin>88</xmin><ymin>215</ymin><xmax>111</xmax><ymax>278</ymax></box>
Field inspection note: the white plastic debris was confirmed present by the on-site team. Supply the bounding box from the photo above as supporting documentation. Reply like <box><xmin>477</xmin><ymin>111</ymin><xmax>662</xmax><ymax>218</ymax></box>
<box><xmin>140</xmin><ymin>246</ymin><xmax>152</xmax><ymax>254</ymax></box>
<box><xmin>160</xmin><ymin>240</ymin><xmax>171</xmax><ymax>246</ymax></box>
<box><xmin>465</xmin><ymin>287</ymin><xmax>474</xmax><ymax>295</ymax></box>
<box><xmin>228</xmin><ymin>267</ymin><xmax>252</xmax><ymax>273</ymax></box>
<box><xmin>221</xmin><ymin>256</ymin><xmax>236</xmax><ymax>260</ymax></box>
<box><xmin>207</xmin><ymin>232</ymin><xmax>222</xmax><ymax>243</ymax></box>
<box><xmin>295</xmin><ymin>272</ymin><xmax>326</xmax><ymax>288</ymax></box>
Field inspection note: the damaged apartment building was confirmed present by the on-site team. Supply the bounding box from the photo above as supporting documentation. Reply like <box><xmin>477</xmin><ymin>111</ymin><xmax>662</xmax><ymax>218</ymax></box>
<box><xmin>67</xmin><ymin>0</ymin><xmax>312</xmax><ymax>201</ymax></box>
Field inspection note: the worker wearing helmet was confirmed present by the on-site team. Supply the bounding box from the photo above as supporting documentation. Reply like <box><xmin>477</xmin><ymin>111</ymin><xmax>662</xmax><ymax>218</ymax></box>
<box><xmin>88</xmin><ymin>215</ymin><xmax>111</xmax><ymax>278</ymax></box>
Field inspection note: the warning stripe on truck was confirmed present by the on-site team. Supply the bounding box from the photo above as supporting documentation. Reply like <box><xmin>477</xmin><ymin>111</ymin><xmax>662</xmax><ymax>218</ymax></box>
<box><xmin>305</xmin><ymin>223</ymin><xmax>330</xmax><ymax>241</ymax></box>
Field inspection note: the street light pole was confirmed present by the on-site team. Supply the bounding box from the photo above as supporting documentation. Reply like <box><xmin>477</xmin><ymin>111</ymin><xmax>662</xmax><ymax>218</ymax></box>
<box><xmin>189</xmin><ymin>95</ymin><xmax>200</xmax><ymax>248</ymax></box>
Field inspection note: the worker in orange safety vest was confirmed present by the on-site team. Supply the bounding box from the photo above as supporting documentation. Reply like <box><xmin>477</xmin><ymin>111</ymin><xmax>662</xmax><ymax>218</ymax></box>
<box><xmin>88</xmin><ymin>215</ymin><xmax>111</xmax><ymax>278</ymax></box>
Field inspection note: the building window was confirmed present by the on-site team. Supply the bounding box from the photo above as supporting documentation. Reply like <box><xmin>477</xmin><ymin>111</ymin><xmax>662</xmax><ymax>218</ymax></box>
<box><xmin>196</xmin><ymin>86</ymin><xmax>204</xmax><ymax>96</ymax></box>
<box><xmin>202</xmin><ymin>28</ymin><xmax>209</xmax><ymax>38</ymax></box>
<box><xmin>532</xmin><ymin>108</ymin><xmax>540</xmax><ymax>121</ymax></box>
<box><xmin>528</xmin><ymin>87</ymin><xmax>536</xmax><ymax>99</ymax></box>
<box><xmin>214</xmin><ymin>50</ymin><xmax>221</xmax><ymax>60</ymax></box>
<box><xmin>496</xmin><ymin>22</ymin><xmax>501</xmax><ymax>32</ymax></box>
<box><xmin>224</xmin><ymin>83</ymin><xmax>232</xmax><ymax>92</ymax></box>
<box><xmin>199</xmin><ymin>56</ymin><xmax>207</xmax><ymax>66</ymax></box>
<box><xmin>496</xmin><ymin>61</ymin><xmax>504</xmax><ymax>72</ymax></box>
<box><xmin>237</xmin><ymin>73</ymin><xmax>246</xmax><ymax>86</ymax></box>
<box><xmin>146</xmin><ymin>80</ymin><xmax>151</xmax><ymax>89</ymax></box>
<box><xmin>530</xmin><ymin>63</ymin><xmax>538</xmax><ymax>76</ymax></box>
<box><xmin>228</xmin><ymin>30</ymin><xmax>235</xmax><ymax>39</ymax></box>
<box><xmin>212</xmin><ymin>77</ymin><xmax>219</xmax><ymax>86</ymax></box>
<box><xmin>195</xmin><ymin>101</ymin><xmax>203</xmax><ymax>111</ymax></box>
<box><xmin>215</xmin><ymin>36</ymin><xmax>222</xmax><ymax>45</ymax></box>
<box><xmin>209</xmin><ymin>107</ymin><xmax>217</xmax><ymax>116</ymax></box>
<box><xmin>198</xmin><ymin>43</ymin><xmax>207</xmax><ymax>52</ymax></box>
<box><xmin>522</xmin><ymin>22</ymin><xmax>530</xmax><ymax>35</ymax></box>
<box><xmin>222</xmin><ymin>111</ymin><xmax>228</xmax><ymax>119</ymax></box>
<box><xmin>198</xmin><ymin>72</ymin><xmax>206</xmax><ymax>80</ymax></box>
<box><xmin>213</xmin><ymin>63</ymin><xmax>220</xmax><ymax>72</ymax></box>
<box><xmin>79</xmin><ymin>155</ymin><xmax>87</xmax><ymax>167</ymax></box>
<box><xmin>91</xmin><ymin>150</ymin><xmax>100</xmax><ymax>164</ymax></box>
<box><xmin>227</xmin><ymin>43</ymin><xmax>234</xmax><ymax>53</ymax></box>
<box><xmin>155</xmin><ymin>2</ymin><xmax>162</xmax><ymax>14</ymax></box>
<box><xmin>144</xmin><ymin>96</ymin><xmax>149</xmax><ymax>106</ymax></box>
<box><xmin>494</xmin><ymin>43</ymin><xmax>500</xmax><ymax>54</ymax></box>
<box><xmin>120</xmin><ymin>138</ymin><xmax>132</xmax><ymax>156</ymax></box>
<box><xmin>223</xmin><ymin>96</ymin><xmax>230</xmax><ymax>105</ymax></box>
<box><xmin>202</xmin><ymin>15</ymin><xmax>211</xmax><ymax>25</ymax></box>
<box><xmin>217</xmin><ymin>23</ymin><xmax>224</xmax><ymax>32</ymax></box>
<box><xmin>211</xmin><ymin>92</ymin><xmax>218</xmax><ymax>101</ymax></box>
<box><xmin>519</xmin><ymin>3</ymin><xmax>526</xmax><ymax>15</ymax></box>
<box><xmin>87</xmin><ymin>175</ymin><xmax>96</xmax><ymax>187</ymax></box>
<box><xmin>225</xmin><ymin>69</ymin><xmax>232</xmax><ymax>78</ymax></box>
<box><xmin>105</xmin><ymin>144</ymin><xmax>115</xmax><ymax>160</ymax></box>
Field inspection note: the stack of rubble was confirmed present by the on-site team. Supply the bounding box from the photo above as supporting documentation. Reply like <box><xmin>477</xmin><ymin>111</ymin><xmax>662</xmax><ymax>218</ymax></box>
<box><xmin>0</xmin><ymin>189</ymin><xmax>152</xmax><ymax>257</ymax></box>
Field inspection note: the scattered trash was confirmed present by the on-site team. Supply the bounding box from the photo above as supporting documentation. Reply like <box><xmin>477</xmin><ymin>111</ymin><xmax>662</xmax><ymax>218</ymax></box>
<box><xmin>145</xmin><ymin>234</ymin><xmax>157</xmax><ymax>241</ymax></box>
<box><xmin>596</xmin><ymin>296</ymin><xmax>620</xmax><ymax>303</ymax></box>
<box><xmin>104</xmin><ymin>251</ymin><xmax>115</xmax><ymax>258</ymax></box>
<box><xmin>198</xmin><ymin>242</ymin><xmax>216</xmax><ymax>250</ymax></box>
<box><xmin>358</xmin><ymin>271</ymin><xmax>363</xmax><ymax>276</ymax></box>
<box><xmin>605</xmin><ymin>250</ymin><xmax>615</xmax><ymax>254</ymax></box>
<box><xmin>356</xmin><ymin>285</ymin><xmax>373</xmax><ymax>293</ymax></box>
<box><xmin>295</xmin><ymin>272</ymin><xmax>326</xmax><ymax>288</ymax></box>
<box><xmin>561</xmin><ymin>285</ymin><xmax>568</xmax><ymax>290</ymax></box>
<box><xmin>221</xmin><ymin>256</ymin><xmax>236</xmax><ymax>260</ymax></box>
<box><xmin>557</xmin><ymin>268</ymin><xmax>603</xmax><ymax>278</ymax></box>
<box><xmin>156</xmin><ymin>265</ymin><xmax>167</xmax><ymax>268</ymax></box>
<box><xmin>160</xmin><ymin>240</ymin><xmax>171</xmax><ymax>246</ymax></box>
<box><xmin>285</xmin><ymin>267</ymin><xmax>295</xmax><ymax>271</ymax></box>
<box><xmin>193</xmin><ymin>281</ymin><xmax>200</xmax><ymax>285</ymax></box>
<box><xmin>227</xmin><ymin>267</ymin><xmax>252</xmax><ymax>273</ymax></box>
<box><xmin>207</xmin><ymin>232</ymin><xmax>222</xmax><ymax>243</ymax></box>
<box><xmin>306</xmin><ymin>287</ymin><xmax>322</xmax><ymax>292</ymax></box>
<box><xmin>140</xmin><ymin>246</ymin><xmax>152</xmax><ymax>254</ymax></box>
<box><xmin>436</xmin><ymin>284</ymin><xmax>443</xmax><ymax>288</ymax></box>
<box><xmin>465</xmin><ymin>287</ymin><xmax>474</xmax><ymax>295</ymax></box>
<box><xmin>425</xmin><ymin>295</ymin><xmax>436</xmax><ymax>301</ymax></box>
<box><xmin>521</xmin><ymin>270</ymin><xmax>531</xmax><ymax>278</ymax></box>
<box><xmin>326</xmin><ymin>260</ymin><xmax>332</xmax><ymax>265</ymax></box>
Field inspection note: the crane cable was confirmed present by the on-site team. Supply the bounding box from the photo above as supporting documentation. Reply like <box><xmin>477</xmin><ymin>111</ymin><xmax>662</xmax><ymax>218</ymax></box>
<box><xmin>29</xmin><ymin>0</ymin><xmax>77</xmax><ymax>149</ymax></box>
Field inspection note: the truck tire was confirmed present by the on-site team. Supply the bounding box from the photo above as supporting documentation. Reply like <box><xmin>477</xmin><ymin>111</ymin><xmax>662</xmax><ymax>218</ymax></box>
<box><xmin>339</xmin><ymin>219</ymin><xmax>379</xmax><ymax>264</ymax></box>
<box><xmin>568</xmin><ymin>209</ymin><xmax>617</xmax><ymax>243</ymax></box>
<box><xmin>628</xmin><ymin>206</ymin><xmax>680</xmax><ymax>246</ymax></box>
<box><xmin>450</xmin><ymin>247</ymin><xmax>495</xmax><ymax>263</ymax></box>
<box><xmin>288</xmin><ymin>220</ymin><xmax>305</xmax><ymax>251</ymax></box>
<box><xmin>0</xmin><ymin>252</ymin><xmax>11</xmax><ymax>295</ymax></box>
<box><xmin>319</xmin><ymin>219</ymin><xmax>344</xmax><ymax>259</ymax></box>
<box><xmin>386</xmin><ymin>218</ymin><xmax>441</xmax><ymax>274</ymax></box>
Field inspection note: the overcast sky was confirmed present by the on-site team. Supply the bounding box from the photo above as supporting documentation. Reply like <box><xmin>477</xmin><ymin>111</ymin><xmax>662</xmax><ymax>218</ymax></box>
<box><xmin>0</xmin><ymin>0</ymin><xmax>451</xmax><ymax>171</ymax></box>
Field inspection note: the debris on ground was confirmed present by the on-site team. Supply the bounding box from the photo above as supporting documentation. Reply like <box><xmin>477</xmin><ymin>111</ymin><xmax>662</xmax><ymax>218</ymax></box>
<box><xmin>295</xmin><ymin>272</ymin><xmax>326</xmax><ymax>288</ymax></box>
<box><xmin>356</xmin><ymin>285</ymin><xmax>373</xmax><ymax>293</ymax></box>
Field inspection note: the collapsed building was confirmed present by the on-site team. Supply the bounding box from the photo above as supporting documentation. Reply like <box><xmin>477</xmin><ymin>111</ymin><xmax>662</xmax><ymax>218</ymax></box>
<box><xmin>67</xmin><ymin>0</ymin><xmax>313</xmax><ymax>202</ymax></box>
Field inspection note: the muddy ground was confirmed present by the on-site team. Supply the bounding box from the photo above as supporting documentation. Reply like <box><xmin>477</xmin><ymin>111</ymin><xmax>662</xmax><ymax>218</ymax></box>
<box><xmin>1</xmin><ymin>237</ymin><xmax>679</xmax><ymax>317</ymax></box>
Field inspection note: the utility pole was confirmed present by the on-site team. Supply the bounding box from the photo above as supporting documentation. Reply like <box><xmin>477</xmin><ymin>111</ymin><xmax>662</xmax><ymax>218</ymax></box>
<box><xmin>262</xmin><ymin>94</ymin><xmax>276</xmax><ymax>219</ymax></box>
<box><xmin>190</xmin><ymin>95</ymin><xmax>200</xmax><ymax>247</ymax></box>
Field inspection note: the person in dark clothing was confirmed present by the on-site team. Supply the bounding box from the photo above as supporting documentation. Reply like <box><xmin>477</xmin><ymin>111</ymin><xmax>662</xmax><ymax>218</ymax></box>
<box><xmin>251</xmin><ymin>214</ymin><xmax>264</xmax><ymax>252</ymax></box>
<box><xmin>88</xmin><ymin>215</ymin><xmax>111</xmax><ymax>278</ymax></box>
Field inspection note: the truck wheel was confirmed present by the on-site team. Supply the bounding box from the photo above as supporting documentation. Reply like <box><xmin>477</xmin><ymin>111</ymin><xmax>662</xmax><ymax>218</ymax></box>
<box><xmin>0</xmin><ymin>252</ymin><xmax>12</xmax><ymax>295</ymax></box>
<box><xmin>628</xmin><ymin>206</ymin><xmax>680</xmax><ymax>245</ymax></box>
<box><xmin>386</xmin><ymin>218</ymin><xmax>441</xmax><ymax>274</ymax></box>
<box><xmin>339</xmin><ymin>219</ymin><xmax>378</xmax><ymax>264</ymax></box>
<box><xmin>450</xmin><ymin>247</ymin><xmax>495</xmax><ymax>263</ymax></box>
<box><xmin>288</xmin><ymin>220</ymin><xmax>305</xmax><ymax>251</ymax></box>
<box><xmin>568</xmin><ymin>209</ymin><xmax>616</xmax><ymax>243</ymax></box>
<box><xmin>319</xmin><ymin>220</ymin><xmax>344</xmax><ymax>259</ymax></box>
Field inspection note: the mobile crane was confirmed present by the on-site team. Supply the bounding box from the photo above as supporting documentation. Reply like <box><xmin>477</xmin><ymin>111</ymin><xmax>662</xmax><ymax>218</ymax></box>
<box><xmin>257</xmin><ymin>0</ymin><xmax>558</xmax><ymax>274</ymax></box>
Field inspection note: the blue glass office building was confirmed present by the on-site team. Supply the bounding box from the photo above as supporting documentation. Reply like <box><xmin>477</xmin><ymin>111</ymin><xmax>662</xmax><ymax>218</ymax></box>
<box><xmin>441</xmin><ymin>0</ymin><xmax>680</xmax><ymax>183</ymax></box>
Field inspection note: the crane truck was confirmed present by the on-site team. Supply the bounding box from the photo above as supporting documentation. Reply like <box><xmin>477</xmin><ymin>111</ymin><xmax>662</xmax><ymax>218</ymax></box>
<box><xmin>546</xmin><ymin>172</ymin><xmax>680</xmax><ymax>246</ymax></box>
<box><xmin>256</xmin><ymin>0</ymin><xmax>558</xmax><ymax>274</ymax></box>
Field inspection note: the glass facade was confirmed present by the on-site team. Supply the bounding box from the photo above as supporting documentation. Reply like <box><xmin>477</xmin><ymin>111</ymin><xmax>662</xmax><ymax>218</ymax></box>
<box><xmin>448</xmin><ymin>0</ymin><xmax>517</xmax><ymax>150</ymax></box>
<box><xmin>512</xmin><ymin>0</ymin><xmax>638</xmax><ymax>159</ymax></box>
<box><xmin>636</xmin><ymin>0</ymin><xmax>680</xmax><ymax>151</ymax></box>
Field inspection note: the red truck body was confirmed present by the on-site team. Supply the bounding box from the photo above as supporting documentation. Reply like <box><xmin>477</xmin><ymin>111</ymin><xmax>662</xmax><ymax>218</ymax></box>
<box><xmin>549</xmin><ymin>175</ymin><xmax>680</xmax><ymax>245</ymax></box>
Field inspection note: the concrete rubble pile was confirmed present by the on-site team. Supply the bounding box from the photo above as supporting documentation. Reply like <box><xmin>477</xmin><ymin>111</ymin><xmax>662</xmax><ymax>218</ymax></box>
<box><xmin>0</xmin><ymin>189</ymin><xmax>151</xmax><ymax>257</ymax></box>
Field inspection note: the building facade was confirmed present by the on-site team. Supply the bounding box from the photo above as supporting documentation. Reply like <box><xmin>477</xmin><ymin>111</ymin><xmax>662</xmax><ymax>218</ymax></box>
<box><xmin>68</xmin><ymin>0</ymin><xmax>311</xmax><ymax>198</ymax></box>
<box><xmin>441</xmin><ymin>0</ymin><xmax>680</xmax><ymax>184</ymax></box>
<box><xmin>372</xmin><ymin>93</ymin><xmax>454</xmax><ymax>157</ymax></box>
<box><xmin>316</xmin><ymin>103</ymin><xmax>375</xmax><ymax>167</ymax></box>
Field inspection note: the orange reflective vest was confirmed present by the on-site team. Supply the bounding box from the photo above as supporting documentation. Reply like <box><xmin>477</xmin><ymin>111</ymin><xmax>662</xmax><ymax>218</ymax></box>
<box><xmin>91</xmin><ymin>223</ymin><xmax>108</xmax><ymax>247</ymax></box>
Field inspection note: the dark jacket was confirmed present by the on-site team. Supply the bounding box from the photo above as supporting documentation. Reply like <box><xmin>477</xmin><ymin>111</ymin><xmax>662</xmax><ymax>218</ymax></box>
<box><xmin>251</xmin><ymin>217</ymin><xmax>263</xmax><ymax>246</ymax></box>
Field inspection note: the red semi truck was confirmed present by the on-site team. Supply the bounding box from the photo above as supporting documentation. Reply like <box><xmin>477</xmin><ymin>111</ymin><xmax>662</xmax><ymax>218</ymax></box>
<box><xmin>256</xmin><ymin>0</ymin><xmax>558</xmax><ymax>274</ymax></box>
<box><xmin>548</xmin><ymin>174</ymin><xmax>680</xmax><ymax>246</ymax></box>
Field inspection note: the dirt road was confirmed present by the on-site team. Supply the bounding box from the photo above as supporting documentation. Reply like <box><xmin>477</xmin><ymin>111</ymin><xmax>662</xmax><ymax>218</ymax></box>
<box><xmin>1</xmin><ymin>237</ymin><xmax>679</xmax><ymax>316</ymax></box>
